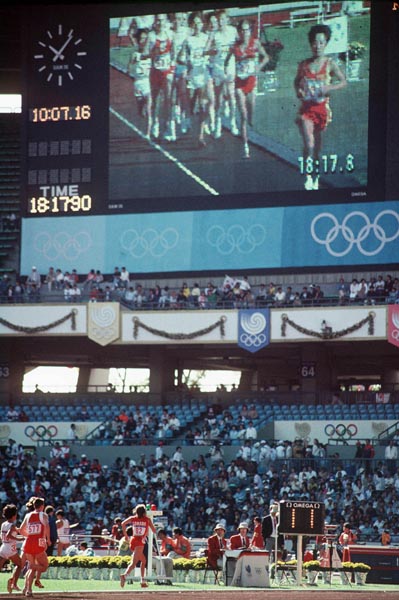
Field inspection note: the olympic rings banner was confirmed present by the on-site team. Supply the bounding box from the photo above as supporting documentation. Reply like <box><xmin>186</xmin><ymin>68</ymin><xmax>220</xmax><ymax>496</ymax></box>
<box><xmin>387</xmin><ymin>305</ymin><xmax>399</xmax><ymax>348</ymax></box>
<box><xmin>238</xmin><ymin>309</ymin><xmax>270</xmax><ymax>353</ymax></box>
<box><xmin>20</xmin><ymin>200</ymin><xmax>399</xmax><ymax>275</ymax></box>
<box><xmin>324</xmin><ymin>423</ymin><xmax>358</xmax><ymax>439</ymax></box>
<box><xmin>24</xmin><ymin>424</ymin><xmax>58</xmax><ymax>442</ymax></box>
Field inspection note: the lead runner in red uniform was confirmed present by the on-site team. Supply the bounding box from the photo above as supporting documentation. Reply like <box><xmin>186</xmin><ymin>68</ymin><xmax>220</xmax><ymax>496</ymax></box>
<box><xmin>19</xmin><ymin>497</ymin><xmax>50</xmax><ymax>597</ymax></box>
<box><xmin>294</xmin><ymin>24</ymin><xmax>346</xmax><ymax>189</ymax></box>
<box><xmin>119</xmin><ymin>504</ymin><xmax>156</xmax><ymax>588</ymax></box>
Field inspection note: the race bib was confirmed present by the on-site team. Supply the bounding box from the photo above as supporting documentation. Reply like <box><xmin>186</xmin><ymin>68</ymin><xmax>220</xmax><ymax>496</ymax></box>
<box><xmin>27</xmin><ymin>523</ymin><xmax>41</xmax><ymax>535</ymax></box>
<box><xmin>133</xmin><ymin>524</ymin><xmax>147</xmax><ymax>536</ymax></box>
<box><xmin>236</xmin><ymin>58</ymin><xmax>256</xmax><ymax>78</ymax></box>
<box><xmin>303</xmin><ymin>78</ymin><xmax>325</xmax><ymax>103</ymax></box>
<box><xmin>154</xmin><ymin>54</ymin><xmax>171</xmax><ymax>70</ymax></box>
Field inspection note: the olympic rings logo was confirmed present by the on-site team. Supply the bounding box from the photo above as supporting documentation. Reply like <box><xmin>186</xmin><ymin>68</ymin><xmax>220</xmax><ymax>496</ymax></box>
<box><xmin>34</xmin><ymin>231</ymin><xmax>92</xmax><ymax>261</ymax></box>
<box><xmin>24</xmin><ymin>425</ymin><xmax>58</xmax><ymax>441</ymax></box>
<box><xmin>324</xmin><ymin>423</ymin><xmax>358</xmax><ymax>438</ymax></box>
<box><xmin>120</xmin><ymin>228</ymin><xmax>179</xmax><ymax>258</ymax></box>
<box><xmin>310</xmin><ymin>210</ymin><xmax>399</xmax><ymax>257</ymax></box>
<box><xmin>239</xmin><ymin>332</ymin><xmax>267</xmax><ymax>347</ymax></box>
<box><xmin>206</xmin><ymin>224</ymin><xmax>266</xmax><ymax>255</ymax></box>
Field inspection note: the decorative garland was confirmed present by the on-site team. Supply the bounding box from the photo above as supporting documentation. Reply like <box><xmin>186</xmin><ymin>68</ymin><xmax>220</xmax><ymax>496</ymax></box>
<box><xmin>281</xmin><ymin>311</ymin><xmax>375</xmax><ymax>340</ymax></box>
<box><xmin>0</xmin><ymin>309</ymin><xmax>77</xmax><ymax>334</ymax></box>
<box><xmin>133</xmin><ymin>316</ymin><xmax>227</xmax><ymax>340</ymax></box>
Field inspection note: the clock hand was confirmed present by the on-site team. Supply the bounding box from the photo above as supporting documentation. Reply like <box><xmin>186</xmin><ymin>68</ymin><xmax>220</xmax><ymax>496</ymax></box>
<box><xmin>52</xmin><ymin>33</ymin><xmax>73</xmax><ymax>62</ymax></box>
<box><xmin>48</xmin><ymin>44</ymin><xmax>65</xmax><ymax>60</ymax></box>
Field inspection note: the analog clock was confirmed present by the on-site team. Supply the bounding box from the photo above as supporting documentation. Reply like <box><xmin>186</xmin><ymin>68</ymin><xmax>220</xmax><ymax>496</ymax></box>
<box><xmin>34</xmin><ymin>23</ymin><xmax>87</xmax><ymax>86</ymax></box>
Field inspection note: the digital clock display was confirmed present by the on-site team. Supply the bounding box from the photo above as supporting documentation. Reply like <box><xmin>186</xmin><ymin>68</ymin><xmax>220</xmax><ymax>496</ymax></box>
<box><xmin>298</xmin><ymin>154</ymin><xmax>355</xmax><ymax>175</ymax></box>
<box><xmin>29</xmin><ymin>105</ymin><xmax>91</xmax><ymax>123</ymax></box>
<box><xmin>279</xmin><ymin>501</ymin><xmax>325</xmax><ymax>535</ymax></box>
<box><xmin>29</xmin><ymin>193</ymin><xmax>92</xmax><ymax>214</ymax></box>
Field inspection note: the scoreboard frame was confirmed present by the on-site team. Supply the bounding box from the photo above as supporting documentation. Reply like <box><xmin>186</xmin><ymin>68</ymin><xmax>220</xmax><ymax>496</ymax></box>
<box><xmin>278</xmin><ymin>501</ymin><xmax>325</xmax><ymax>535</ymax></box>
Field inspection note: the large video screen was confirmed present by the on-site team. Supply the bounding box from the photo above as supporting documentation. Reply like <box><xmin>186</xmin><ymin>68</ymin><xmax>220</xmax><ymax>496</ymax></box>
<box><xmin>109</xmin><ymin>2</ymin><xmax>370</xmax><ymax>203</ymax></box>
<box><xmin>21</xmin><ymin>1</ymin><xmax>388</xmax><ymax>218</ymax></box>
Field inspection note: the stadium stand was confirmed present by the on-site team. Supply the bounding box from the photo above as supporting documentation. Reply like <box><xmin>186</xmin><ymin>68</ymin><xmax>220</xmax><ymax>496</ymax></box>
<box><xmin>0</xmin><ymin>1</ymin><xmax>398</xmax><ymax>567</ymax></box>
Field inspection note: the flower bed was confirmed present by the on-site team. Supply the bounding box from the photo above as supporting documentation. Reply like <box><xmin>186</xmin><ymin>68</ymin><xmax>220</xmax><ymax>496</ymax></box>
<box><xmin>43</xmin><ymin>555</ymin><xmax>209</xmax><ymax>583</ymax></box>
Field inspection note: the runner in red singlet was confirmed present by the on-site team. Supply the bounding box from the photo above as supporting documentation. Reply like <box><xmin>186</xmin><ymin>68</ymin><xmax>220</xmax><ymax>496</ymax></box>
<box><xmin>19</xmin><ymin>497</ymin><xmax>50</xmax><ymax>597</ymax></box>
<box><xmin>119</xmin><ymin>504</ymin><xmax>156</xmax><ymax>589</ymax></box>
<box><xmin>294</xmin><ymin>24</ymin><xmax>346</xmax><ymax>189</ymax></box>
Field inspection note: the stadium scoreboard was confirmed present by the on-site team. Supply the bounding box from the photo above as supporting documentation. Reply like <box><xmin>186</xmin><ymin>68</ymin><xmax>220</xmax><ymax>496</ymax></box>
<box><xmin>279</xmin><ymin>501</ymin><xmax>325</xmax><ymax>535</ymax></box>
<box><xmin>17</xmin><ymin>1</ymin><xmax>399</xmax><ymax>276</ymax></box>
<box><xmin>21</xmin><ymin>1</ymin><xmax>391</xmax><ymax>220</ymax></box>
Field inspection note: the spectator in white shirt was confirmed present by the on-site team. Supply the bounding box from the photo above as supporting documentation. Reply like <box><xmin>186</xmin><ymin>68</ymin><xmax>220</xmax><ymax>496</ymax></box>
<box><xmin>275</xmin><ymin>440</ymin><xmax>286</xmax><ymax>459</ymax></box>
<box><xmin>274</xmin><ymin>287</ymin><xmax>286</xmax><ymax>306</ymax></box>
<box><xmin>385</xmin><ymin>441</ymin><xmax>398</xmax><ymax>474</ymax></box>
<box><xmin>120</xmin><ymin>267</ymin><xmax>130</xmax><ymax>288</ymax></box>
<box><xmin>245</xmin><ymin>421</ymin><xmax>257</xmax><ymax>440</ymax></box>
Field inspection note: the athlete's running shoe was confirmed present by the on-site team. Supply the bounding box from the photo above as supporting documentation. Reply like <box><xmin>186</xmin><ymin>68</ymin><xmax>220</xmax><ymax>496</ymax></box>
<box><xmin>140</xmin><ymin>582</ymin><xmax>149</xmax><ymax>588</ymax></box>
<box><xmin>231</xmin><ymin>119</ymin><xmax>239</xmax><ymax>136</ymax></box>
<box><xmin>243</xmin><ymin>143</ymin><xmax>250</xmax><ymax>159</ymax></box>
<box><xmin>34</xmin><ymin>582</ymin><xmax>44</xmax><ymax>588</ymax></box>
<box><xmin>7</xmin><ymin>578</ymin><xmax>13</xmax><ymax>594</ymax></box>
<box><xmin>164</xmin><ymin>120</ymin><xmax>176</xmax><ymax>142</ymax></box>
<box><xmin>304</xmin><ymin>174</ymin><xmax>314</xmax><ymax>190</ymax></box>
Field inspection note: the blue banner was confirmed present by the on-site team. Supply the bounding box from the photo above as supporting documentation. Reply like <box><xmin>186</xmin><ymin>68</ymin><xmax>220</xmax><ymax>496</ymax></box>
<box><xmin>20</xmin><ymin>201</ymin><xmax>399</xmax><ymax>275</ymax></box>
<box><xmin>238</xmin><ymin>309</ymin><xmax>270</xmax><ymax>353</ymax></box>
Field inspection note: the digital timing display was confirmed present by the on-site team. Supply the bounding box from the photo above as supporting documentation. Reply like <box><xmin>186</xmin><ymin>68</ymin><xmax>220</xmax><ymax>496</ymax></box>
<box><xmin>21</xmin><ymin>1</ymin><xmax>389</xmax><ymax>218</ymax></box>
<box><xmin>279</xmin><ymin>501</ymin><xmax>325</xmax><ymax>535</ymax></box>
<box><xmin>29</xmin><ymin>105</ymin><xmax>92</xmax><ymax>123</ymax></box>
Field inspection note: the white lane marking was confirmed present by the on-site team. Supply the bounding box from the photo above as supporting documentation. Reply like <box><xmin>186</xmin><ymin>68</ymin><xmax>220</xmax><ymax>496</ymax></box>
<box><xmin>110</xmin><ymin>107</ymin><xmax>220</xmax><ymax>196</ymax></box>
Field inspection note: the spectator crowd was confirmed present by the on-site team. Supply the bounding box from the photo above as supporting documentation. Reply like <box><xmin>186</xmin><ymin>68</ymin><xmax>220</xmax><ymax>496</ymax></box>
<box><xmin>1</xmin><ymin>430</ymin><xmax>398</xmax><ymax>549</ymax></box>
<box><xmin>1</xmin><ymin>269</ymin><xmax>399</xmax><ymax>307</ymax></box>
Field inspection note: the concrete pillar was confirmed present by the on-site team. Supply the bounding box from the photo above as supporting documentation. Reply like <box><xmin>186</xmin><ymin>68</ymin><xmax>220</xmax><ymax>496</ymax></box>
<box><xmin>382</xmin><ymin>368</ymin><xmax>399</xmax><ymax>392</ymax></box>
<box><xmin>149</xmin><ymin>349</ymin><xmax>174</xmax><ymax>398</ymax></box>
<box><xmin>0</xmin><ymin>348</ymin><xmax>24</xmax><ymax>404</ymax></box>
<box><xmin>300</xmin><ymin>345</ymin><xmax>335</xmax><ymax>396</ymax></box>
<box><xmin>77</xmin><ymin>366</ymin><xmax>91</xmax><ymax>391</ymax></box>
<box><xmin>88</xmin><ymin>368</ymin><xmax>109</xmax><ymax>391</ymax></box>
<box><xmin>239</xmin><ymin>370</ymin><xmax>257</xmax><ymax>391</ymax></box>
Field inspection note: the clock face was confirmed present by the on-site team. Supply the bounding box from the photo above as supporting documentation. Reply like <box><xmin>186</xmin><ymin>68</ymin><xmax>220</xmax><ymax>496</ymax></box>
<box><xmin>34</xmin><ymin>24</ymin><xmax>87</xmax><ymax>86</ymax></box>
